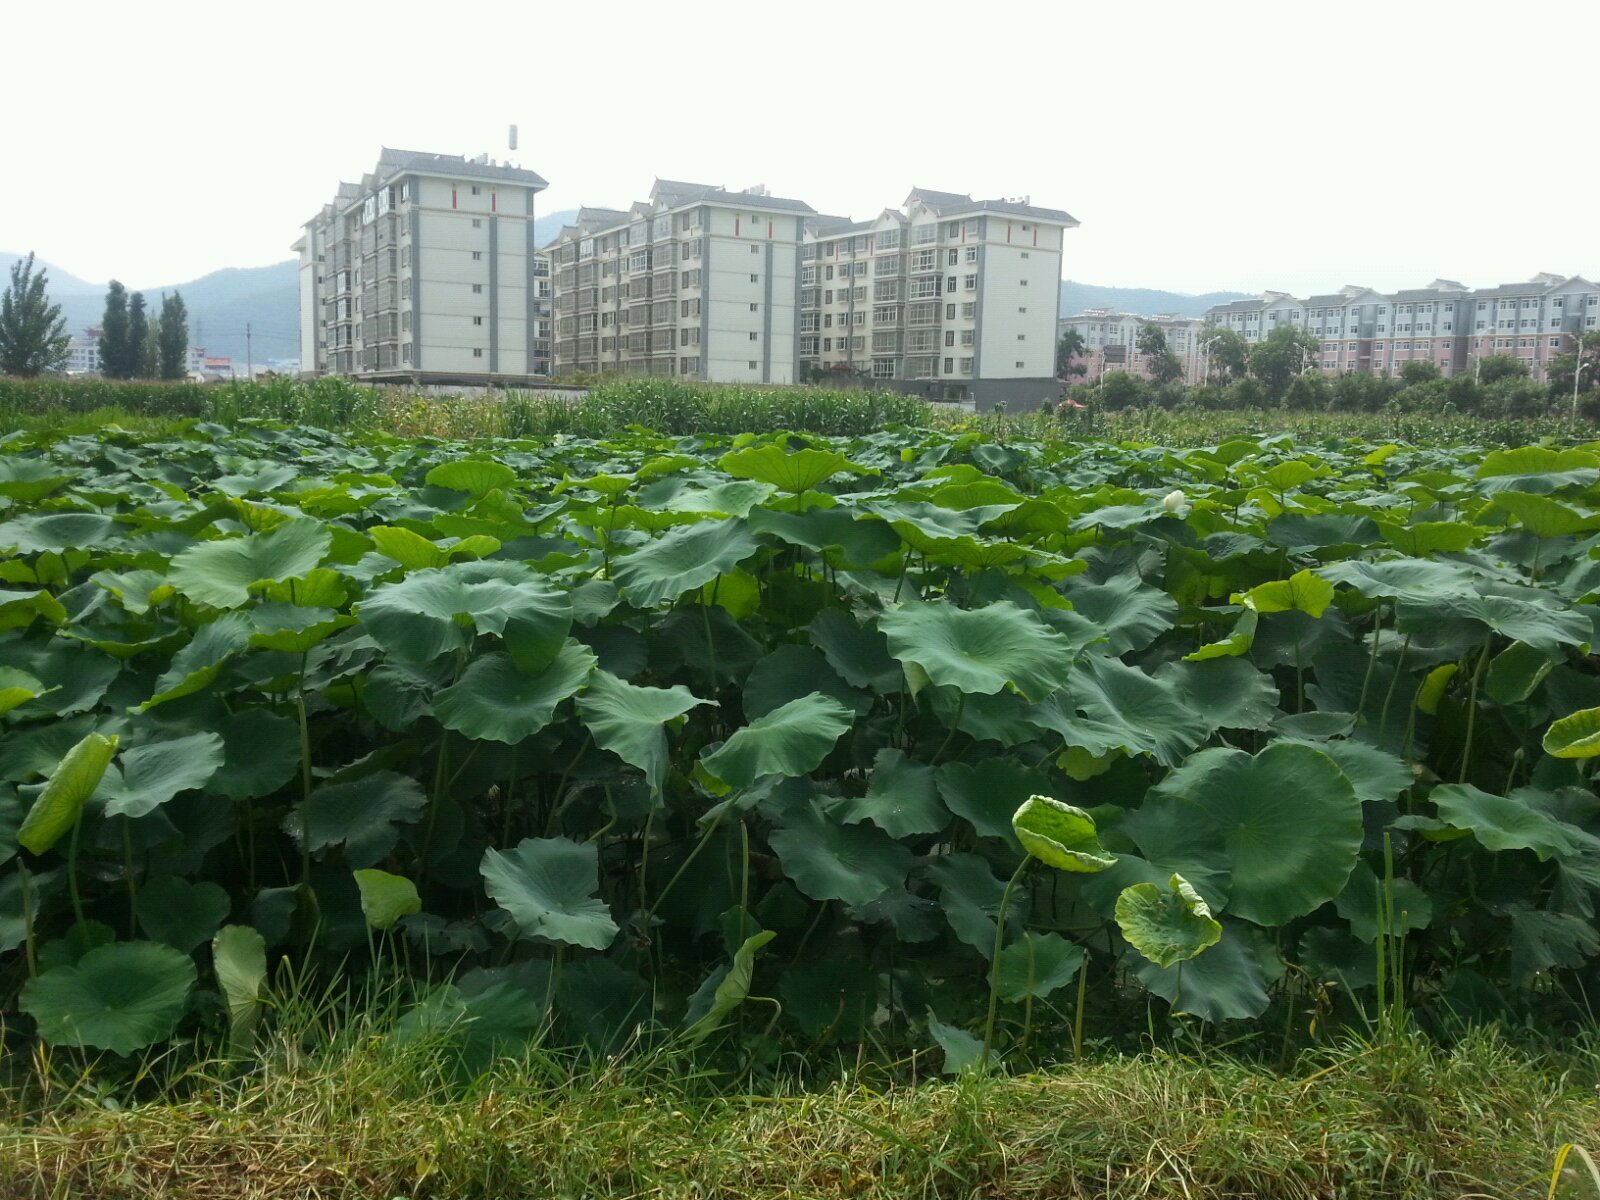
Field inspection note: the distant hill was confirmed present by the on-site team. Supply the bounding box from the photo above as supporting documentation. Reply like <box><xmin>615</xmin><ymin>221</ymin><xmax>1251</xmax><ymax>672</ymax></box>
<box><xmin>3</xmin><ymin>207</ymin><xmax>579</xmax><ymax>367</ymax></box>
<box><xmin>1059</xmin><ymin>280</ymin><xmax>1250</xmax><ymax>319</ymax></box>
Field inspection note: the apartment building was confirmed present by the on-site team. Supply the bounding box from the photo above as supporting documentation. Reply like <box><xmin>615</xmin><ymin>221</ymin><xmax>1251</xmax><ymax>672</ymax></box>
<box><xmin>544</xmin><ymin>180</ymin><xmax>812</xmax><ymax>383</ymax></box>
<box><xmin>1057</xmin><ymin>310</ymin><xmax>1206</xmax><ymax>384</ymax></box>
<box><xmin>294</xmin><ymin>148</ymin><xmax>551</xmax><ymax>384</ymax></box>
<box><xmin>800</xmin><ymin>189</ymin><xmax>1078</xmax><ymax>407</ymax></box>
<box><xmin>64</xmin><ymin>327</ymin><xmax>101</xmax><ymax>375</ymax></box>
<box><xmin>1204</xmin><ymin>274</ymin><xmax>1599</xmax><ymax>382</ymax></box>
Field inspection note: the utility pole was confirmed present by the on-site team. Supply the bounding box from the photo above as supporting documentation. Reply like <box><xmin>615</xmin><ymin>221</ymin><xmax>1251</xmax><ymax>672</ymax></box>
<box><xmin>246</xmin><ymin>323</ymin><xmax>253</xmax><ymax>380</ymax></box>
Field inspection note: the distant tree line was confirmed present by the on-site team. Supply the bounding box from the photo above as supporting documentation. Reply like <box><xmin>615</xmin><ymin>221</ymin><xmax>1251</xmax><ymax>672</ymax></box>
<box><xmin>99</xmin><ymin>281</ymin><xmax>189</xmax><ymax>380</ymax></box>
<box><xmin>1056</xmin><ymin>323</ymin><xmax>1600</xmax><ymax>419</ymax></box>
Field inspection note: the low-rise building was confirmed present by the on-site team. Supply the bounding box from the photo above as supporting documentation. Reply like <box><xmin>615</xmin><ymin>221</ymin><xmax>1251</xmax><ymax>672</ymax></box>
<box><xmin>1057</xmin><ymin>310</ymin><xmax>1206</xmax><ymax>384</ymax></box>
<box><xmin>64</xmin><ymin>326</ymin><xmax>102</xmax><ymax>375</ymax></box>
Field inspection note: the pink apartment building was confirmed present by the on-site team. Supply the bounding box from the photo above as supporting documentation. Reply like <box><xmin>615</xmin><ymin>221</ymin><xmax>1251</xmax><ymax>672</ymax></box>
<box><xmin>1057</xmin><ymin>309</ymin><xmax>1208</xmax><ymax>383</ymax></box>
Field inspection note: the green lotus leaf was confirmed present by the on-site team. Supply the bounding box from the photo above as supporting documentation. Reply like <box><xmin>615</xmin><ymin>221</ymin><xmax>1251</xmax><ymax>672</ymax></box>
<box><xmin>20</xmin><ymin>941</ymin><xmax>197</xmax><ymax>1054</ymax></box>
<box><xmin>1184</xmin><ymin>608</ymin><xmax>1257</xmax><ymax>662</ymax></box>
<box><xmin>995</xmin><ymin>931</ymin><xmax>1085</xmax><ymax>1002</ymax></box>
<box><xmin>212</xmin><ymin>924</ymin><xmax>268</xmax><ymax>1054</ymax></box>
<box><xmin>1543</xmin><ymin>707</ymin><xmax>1600</xmax><ymax>759</ymax></box>
<box><xmin>209</xmin><ymin>710</ymin><xmax>300</xmax><ymax>801</ymax></box>
<box><xmin>1264</xmin><ymin>512</ymin><xmax>1380</xmax><ymax>553</ymax></box>
<box><xmin>17</xmin><ymin>732</ymin><xmax>119</xmax><ymax>855</ymax></box>
<box><xmin>681</xmin><ymin>928</ymin><xmax>777</xmax><ymax>1046</ymax></box>
<box><xmin>1156</xmin><ymin>657</ymin><xmax>1279</xmax><ymax>734</ymax></box>
<box><xmin>1485</xmin><ymin>641</ymin><xmax>1558</xmax><ymax>707</ymax></box>
<box><xmin>291</xmin><ymin>770</ymin><xmax>428</xmax><ymax>868</ymax></box>
<box><xmin>1320</xmin><ymin>556</ymin><xmax>1478</xmax><ymax>600</ymax></box>
<box><xmin>808</xmin><ymin>609</ymin><xmax>901</xmax><ymax>691</ymax></box>
<box><xmin>0</xmin><ymin>458</ymin><xmax>72</xmax><ymax>502</ymax></box>
<box><xmin>0</xmin><ymin>512</ymin><xmax>121</xmax><ymax>555</ymax></box>
<box><xmin>1237</xmin><ymin>569</ymin><xmax>1335</xmax><ymax>618</ymax></box>
<box><xmin>247</xmin><ymin>603</ymin><xmax>354</xmax><ymax>654</ymax></box>
<box><xmin>97</xmin><ymin>732</ymin><xmax>225</xmax><ymax>819</ymax></box>
<box><xmin>936</xmin><ymin>760</ymin><xmax>1049</xmax><ymax>844</ymax></box>
<box><xmin>0</xmin><ymin>668</ymin><xmax>51</xmax><ymax>717</ymax></box>
<box><xmin>745</xmin><ymin>506</ymin><xmax>900</xmax><ymax>567</ymax></box>
<box><xmin>480</xmin><ymin>836</ymin><xmax>618</xmax><ymax>950</ymax></box>
<box><xmin>768</xmin><ymin>805</ymin><xmax>912</xmax><ymax>907</ymax></box>
<box><xmin>358</xmin><ymin>560</ymin><xmax>573</xmax><ymax>670</ymax></box>
<box><xmin>1332</xmin><ymin>861</ymin><xmax>1434</xmax><ymax>943</ymax></box>
<box><xmin>1063</xmin><ymin>572</ymin><xmax>1178</xmax><ymax>656</ymax></box>
<box><xmin>576</xmin><ymin>670</ymin><xmax>711</xmax><ymax>797</ymax></box>
<box><xmin>354</xmin><ymin>869</ymin><xmax>422</xmax><ymax>930</ymax></box>
<box><xmin>927</xmin><ymin>853</ymin><xmax>1014</xmax><ymax>953</ymax></box>
<box><xmin>647</xmin><ymin>478</ymin><xmax>774</xmax><ymax>517</ymax></box>
<box><xmin>700</xmin><ymin>693</ymin><xmax>853</xmax><ymax>789</ymax></box>
<box><xmin>168</xmin><ymin>518</ymin><xmax>332</xmax><ymax>609</ymax></box>
<box><xmin>0</xmin><ymin>587</ymin><xmax>68</xmax><ymax>632</ymax></box>
<box><xmin>433</xmin><ymin>643</ymin><xmax>597</xmax><ymax>744</ymax></box>
<box><xmin>1509</xmin><ymin>906</ymin><xmax>1600</xmax><ymax>982</ymax></box>
<box><xmin>742</xmin><ymin>645</ymin><xmax>868</xmax><ymax>720</ymax></box>
<box><xmin>1397</xmin><ymin>589</ymin><xmax>1591</xmax><ymax>656</ymax></box>
<box><xmin>1374</xmin><ymin>520</ymin><xmax>1481</xmax><ymax>556</ymax></box>
<box><xmin>368</xmin><ymin>525</ymin><xmax>449</xmax><ymax>570</ymax></box>
<box><xmin>878</xmin><ymin>601</ymin><xmax>1074</xmax><ymax>701</ymax></box>
<box><xmin>828</xmin><ymin>748</ymin><xmax>945</xmax><ymax>838</ymax></box>
<box><xmin>1012</xmin><ymin>796</ymin><xmax>1115</xmax><ymax>872</ymax></box>
<box><xmin>719</xmin><ymin>444</ymin><xmax>863</xmax><ymax>494</ymax></box>
<box><xmin>425</xmin><ymin>458</ymin><xmax>517</xmax><ymax>497</ymax></box>
<box><xmin>1475</xmin><ymin>445</ymin><xmax>1600</xmax><ymax>492</ymax></box>
<box><xmin>1116</xmin><ymin>874</ymin><xmax>1223</xmax><ymax>968</ymax></box>
<box><xmin>1493</xmin><ymin>492</ymin><xmax>1599</xmax><ymax>539</ymax></box>
<box><xmin>140</xmin><ymin>612</ymin><xmax>255</xmax><ymax>710</ymax></box>
<box><xmin>1430</xmin><ymin>784</ymin><xmax>1595</xmax><ymax>860</ymax></box>
<box><xmin>1146</xmin><ymin>740</ymin><xmax>1362</xmax><ymax>926</ymax></box>
<box><xmin>612</xmin><ymin>518</ymin><xmax>759</xmax><ymax>609</ymax></box>
<box><xmin>1132</xmin><ymin>922</ymin><xmax>1269</xmax><ymax>1022</ymax></box>
<box><xmin>1277</xmin><ymin>738</ymin><xmax>1411</xmax><ymax>805</ymax></box>
<box><xmin>136</xmin><ymin>875</ymin><xmax>231</xmax><ymax>952</ymax></box>
<box><xmin>1260</xmin><ymin>460</ymin><xmax>1321</xmax><ymax>491</ymax></box>
<box><xmin>1045</xmin><ymin>654</ymin><xmax>1211</xmax><ymax>768</ymax></box>
<box><xmin>926</xmin><ymin>1009</ymin><xmax>984</xmax><ymax>1074</ymax></box>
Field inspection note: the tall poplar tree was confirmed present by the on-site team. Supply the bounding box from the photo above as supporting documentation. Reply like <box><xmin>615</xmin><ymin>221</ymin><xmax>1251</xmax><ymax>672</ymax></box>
<box><xmin>0</xmin><ymin>253</ymin><xmax>70</xmax><ymax>376</ymax></box>
<box><xmin>99</xmin><ymin>281</ymin><xmax>131</xmax><ymax>378</ymax></box>
<box><xmin>127</xmin><ymin>292</ymin><xmax>149</xmax><ymax>379</ymax></box>
<box><xmin>158</xmin><ymin>292</ymin><xmax>189</xmax><ymax>380</ymax></box>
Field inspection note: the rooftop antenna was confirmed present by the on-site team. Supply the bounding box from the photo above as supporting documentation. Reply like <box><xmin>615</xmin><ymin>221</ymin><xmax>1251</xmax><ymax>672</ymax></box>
<box><xmin>509</xmin><ymin>124</ymin><xmax>518</xmax><ymax>152</ymax></box>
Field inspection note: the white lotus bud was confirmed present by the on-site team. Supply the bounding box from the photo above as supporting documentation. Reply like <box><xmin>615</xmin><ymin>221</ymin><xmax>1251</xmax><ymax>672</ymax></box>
<box><xmin>1162</xmin><ymin>489</ymin><xmax>1187</xmax><ymax>514</ymax></box>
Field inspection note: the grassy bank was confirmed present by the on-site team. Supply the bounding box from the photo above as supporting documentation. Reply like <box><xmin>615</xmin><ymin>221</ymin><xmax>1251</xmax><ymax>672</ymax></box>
<box><xmin>3</xmin><ymin>1029</ymin><xmax>1594</xmax><ymax>1200</ymax></box>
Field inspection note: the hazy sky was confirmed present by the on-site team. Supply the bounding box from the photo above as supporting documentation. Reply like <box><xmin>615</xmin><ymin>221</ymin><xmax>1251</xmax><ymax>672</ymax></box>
<box><xmin>7</xmin><ymin>0</ymin><xmax>1597</xmax><ymax>296</ymax></box>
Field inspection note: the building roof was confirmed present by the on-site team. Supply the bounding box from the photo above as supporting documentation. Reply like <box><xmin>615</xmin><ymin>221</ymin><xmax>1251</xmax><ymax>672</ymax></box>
<box><xmin>806</xmin><ymin>215</ymin><xmax>874</xmax><ymax>237</ymax></box>
<box><xmin>942</xmin><ymin>198</ymin><xmax>1080</xmax><ymax>225</ymax></box>
<box><xmin>905</xmin><ymin>187</ymin><xmax>974</xmax><ymax>209</ymax></box>
<box><xmin>376</xmin><ymin>146</ymin><xmax>548</xmax><ymax>189</ymax></box>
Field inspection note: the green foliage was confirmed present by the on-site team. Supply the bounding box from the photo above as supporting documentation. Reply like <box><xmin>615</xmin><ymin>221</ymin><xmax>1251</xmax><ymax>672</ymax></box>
<box><xmin>98</xmin><ymin>281</ymin><xmax>132</xmax><ymax>380</ymax></box>
<box><xmin>157</xmin><ymin>293</ymin><xmax>188</xmax><ymax>381</ymax></box>
<box><xmin>127</xmin><ymin>293</ymin><xmax>150</xmax><ymax>380</ymax></box>
<box><xmin>0</xmin><ymin>253</ymin><xmax>70</xmax><ymax>377</ymax></box>
<box><xmin>5</xmin><ymin>417</ymin><xmax>1600</xmax><ymax>1080</ymax></box>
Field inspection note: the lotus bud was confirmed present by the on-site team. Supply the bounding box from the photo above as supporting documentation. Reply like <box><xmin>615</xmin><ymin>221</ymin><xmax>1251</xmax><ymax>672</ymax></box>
<box><xmin>1162</xmin><ymin>489</ymin><xmax>1188</xmax><ymax>515</ymax></box>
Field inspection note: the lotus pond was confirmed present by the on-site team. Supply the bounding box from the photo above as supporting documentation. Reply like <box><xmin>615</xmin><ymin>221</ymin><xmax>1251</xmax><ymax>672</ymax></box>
<box><xmin>3</xmin><ymin>420</ymin><xmax>1600</xmax><ymax>1074</ymax></box>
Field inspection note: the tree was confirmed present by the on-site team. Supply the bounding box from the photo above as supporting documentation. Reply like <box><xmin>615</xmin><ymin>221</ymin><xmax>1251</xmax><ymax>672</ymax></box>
<box><xmin>1248</xmin><ymin>325</ymin><xmax>1321</xmax><ymax>400</ymax></box>
<box><xmin>157</xmin><ymin>292</ymin><xmax>189</xmax><ymax>380</ymax></box>
<box><xmin>99</xmin><ymin>281</ymin><xmax>132</xmax><ymax>378</ymax></box>
<box><xmin>1476</xmin><ymin>354</ymin><xmax>1529</xmax><ymax>385</ymax></box>
<box><xmin>1399</xmin><ymin>359</ymin><xmax>1440</xmax><ymax>385</ymax></box>
<box><xmin>128</xmin><ymin>292</ymin><xmax>150</xmax><ymax>379</ymax></box>
<box><xmin>140</xmin><ymin>313</ymin><xmax>161</xmax><ymax>378</ymax></box>
<box><xmin>1545</xmin><ymin>332</ymin><xmax>1600</xmax><ymax>398</ymax></box>
<box><xmin>1198</xmin><ymin>326</ymin><xmax>1248</xmax><ymax>384</ymax></box>
<box><xmin>1056</xmin><ymin>328</ymin><xmax>1087</xmax><ymax>378</ymax></box>
<box><xmin>1136</xmin><ymin>322</ymin><xmax>1183</xmax><ymax>385</ymax></box>
<box><xmin>0</xmin><ymin>253</ymin><xmax>71</xmax><ymax>377</ymax></box>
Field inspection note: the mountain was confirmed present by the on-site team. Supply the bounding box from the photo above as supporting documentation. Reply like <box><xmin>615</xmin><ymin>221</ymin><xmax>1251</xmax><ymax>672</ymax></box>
<box><xmin>3</xmin><ymin>207</ymin><xmax>581</xmax><ymax>368</ymax></box>
<box><xmin>1059</xmin><ymin>280</ymin><xmax>1250</xmax><ymax>319</ymax></box>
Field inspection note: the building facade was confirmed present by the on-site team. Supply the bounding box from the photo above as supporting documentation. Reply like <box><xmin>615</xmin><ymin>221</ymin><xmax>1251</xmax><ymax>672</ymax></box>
<box><xmin>1057</xmin><ymin>310</ymin><xmax>1206</xmax><ymax>384</ymax></box>
<box><xmin>544</xmin><ymin>180</ymin><xmax>812</xmax><ymax>384</ymax></box>
<box><xmin>295</xmin><ymin>148</ymin><xmax>550</xmax><ymax>384</ymax></box>
<box><xmin>800</xmin><ymin>189</ymin><xmax>1077</xmax><ymax>407</ymax></box>
<box><xmin>64</xmin><ymin>327</ymin><xmax>101</xmax><ymax>375</ymax></box>
<box><xmin>1204</xmin><ymin>274</ymin><xmax>1599</xmax><ymax>382</ymax></box>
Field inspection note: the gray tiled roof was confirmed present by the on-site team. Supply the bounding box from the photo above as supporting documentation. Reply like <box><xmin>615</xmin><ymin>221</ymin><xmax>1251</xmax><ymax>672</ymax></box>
<box><xmin>906</xmin><ymin>187</ymin><xmax>974</xmax><ymax>209</ymax></box>
<box><xmin>946</xmin><ymin>198</ymin><xmax>1079</xmax><ymax>225</ymax></box>
<box><xmin>376</xmin><ymin>147</ymin><xmax>549</xmax><ymax>189</ymax></box>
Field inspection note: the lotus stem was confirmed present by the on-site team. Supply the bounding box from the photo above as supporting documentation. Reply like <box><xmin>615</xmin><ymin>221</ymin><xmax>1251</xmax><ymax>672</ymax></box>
<box><xmin>982</xmin><ymin>855</ymin><xmax>1030</xmax><ymax>1068</ymax></box>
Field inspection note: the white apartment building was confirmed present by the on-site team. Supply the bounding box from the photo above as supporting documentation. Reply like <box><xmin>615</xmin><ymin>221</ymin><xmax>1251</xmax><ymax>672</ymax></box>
<box><xmin>295</xmin><ymin>148</ymin><xmax>552</xmax><ymax>384</ymax></box>
<box><xmin>1205</xmin><ymin>274</ymin><xmax>1599</xmax><ymax>382</ymax></box>
<box><xmin>544</xmin><ymin>180</ymin><xmax>812</xmax><ymax>383</ymax></box>
<box><xmin>1057</xmin><ymin>310</ymin><xmax>1206</xmax><ymax>384</ymax></box>
<box><xmin>64</xmin><ymin>328</ymin><xmax>101</xmax><ymax>375</ymax></box>
<box><xmin>801</xmin><ymin>189</ymin><xmax>1078</xmax><ymax>407</ymax></box>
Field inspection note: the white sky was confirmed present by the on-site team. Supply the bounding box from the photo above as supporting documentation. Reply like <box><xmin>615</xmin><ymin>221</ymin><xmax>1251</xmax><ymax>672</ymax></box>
<box><xmin>5</xmin><ymin>0</ymin><xmax>1597</xmax><ymax>296</ymax></box>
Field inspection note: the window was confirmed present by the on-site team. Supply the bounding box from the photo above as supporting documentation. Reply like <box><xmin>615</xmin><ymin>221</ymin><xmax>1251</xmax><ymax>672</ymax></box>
<box><xmin>963</xmin><ymin>303</ymin><xmax>976</xmax><ymax>319</ymax></box>
<box><xmin>945</xmin><ymin>330</ymin><xmax>955</xmax><ymax>347</ymax></box>
<box><xmin>473</xmin><ymin>347</ymin><xmax>484</xmax><ymax>357</ymax></box>
<box><xmin>750</xmin><ymin>273</ymin><xmax>759</xmax><ymax>283</ymax></box>
<box><xmin>965</xmin><ymin>246</ymin><xmax>977</xmax><ymax>263</ymax></box>
<box><xmin>750</xmin><ymin>302</ymin><xmax>759</xmax><ymax>312</ymax></box>
<box><xmin>472</xmin><ymin>251</ymin><xmax>482</xmax><ymax>260</ymax></box>
<box><xmin>944</xmin><ymin>357</ymin><xmax>954</xmax><ymax>374</ymax></box>
<box><xmin>402</xmin><ymin>280</ymin><xmax>411</xmax><ymax>299</ymax></box>
<box><xmin>825</xmin><ymin>266</ymin><xmax>834</xmax><ymax>280</ymax></box>
<box><xmin>946</xmin><ymin>276</ymin><xmax>957</xmax><ymax>293</ymax></box>
<box><xmin>749</xmin><ymin>361</ymin><xmax>758</xmax><ymax>369</ymax></box>
<box><xmin>749</xmin><ymin>332</ymin><xmax>758</xmax><ymax>341</ymax></box>
<box><xmin>960</xmin><ymin>357</ymin><xmax>973</xmax><ymax>374</ymax></box>
<box><xmin>960</xmin><ymin>329</ymin><xmax>974</xmax><ymax>347</ymax></box>
<box><xmin>964</xmin><ymin>275</ymin><xmax>977</xmax><ymax>291</ymax></box>
<box><xmin>473</xmin><ymin>316</ymin><xmax>483</xmax><ymax>326</ymax></box>
<box><xmin>853</xmin><ymin>311</ymin><xmax>866</xmax><ymax>326</ymax></box>
<box><xmin>471</xmin><ymin>186</ymin><xmax>481</xmax><ymax>195</ymax></box>
<box><xmin>750</xmin><ymin>244</ymin><xmax>760</xmax><ymax>255</ymax></box>
<box><xmin>1015</xmin><ymin>360</ymin><xmax>1025</xmax><ymax>368</ymax></box>
<box><xmin>1016</xmin><ymin>334</ymin><xmax>1026</xmax><ymax>341</ymax></box>
<box><xmin>472</xmin><ymin>218</ymin><xmax>482</xmax><ymax>228</ymax></box>
<box><xmin>948</xmin><ymin>249</ymin><xmax>959</xmax><ymax>266</ymax></box>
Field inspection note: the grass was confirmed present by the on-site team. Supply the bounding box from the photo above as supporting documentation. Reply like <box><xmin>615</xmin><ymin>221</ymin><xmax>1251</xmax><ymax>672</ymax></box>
<box><xmin>2</xmin><ymin>1021</ymin><xmax>1595</xmax><ymax>1200</ymax></box>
